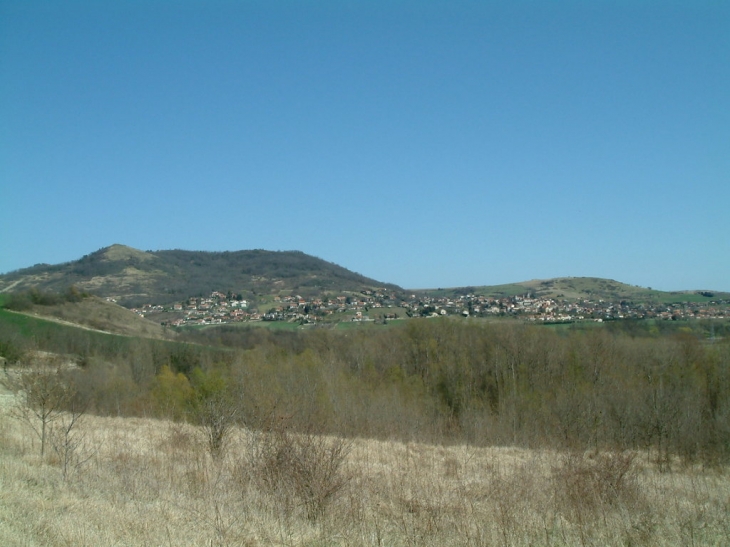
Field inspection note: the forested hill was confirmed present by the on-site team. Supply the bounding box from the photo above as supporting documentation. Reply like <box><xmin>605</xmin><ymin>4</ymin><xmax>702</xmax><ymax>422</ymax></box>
<box><xmin>0</xmin><ymin>244</ymin><xmax>401</xmax><ymax>306</ymax></box>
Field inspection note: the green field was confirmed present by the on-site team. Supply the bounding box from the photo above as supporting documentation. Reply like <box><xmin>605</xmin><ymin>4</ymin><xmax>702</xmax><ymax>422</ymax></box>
<box><xmin>0</xmin><ymin>307</ymin><xmax>77</xmax><ymax>339</ymax></box>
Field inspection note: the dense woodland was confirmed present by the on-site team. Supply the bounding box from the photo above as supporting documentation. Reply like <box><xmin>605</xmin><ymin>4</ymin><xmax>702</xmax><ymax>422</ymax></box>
<box><xmin>2</xmin><ymin>303</ymin><xmax>728</xmax><ymax>467</ymax></box>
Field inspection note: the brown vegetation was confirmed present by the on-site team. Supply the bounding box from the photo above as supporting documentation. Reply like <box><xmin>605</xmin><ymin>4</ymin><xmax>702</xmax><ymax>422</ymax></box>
<box><xmin>1</xmin><ymin>410</ymin><xmax>728</xmax><ymax>546</ymax></box>
<box><xmin>4</xmin><ymin>318</ymin><xmax>729</xmax><ymax>463</ymax></box>
<box><xmin>1</xmin><ymin>315</ymin><xmax>729</xmax><ymax>544</ymax></box>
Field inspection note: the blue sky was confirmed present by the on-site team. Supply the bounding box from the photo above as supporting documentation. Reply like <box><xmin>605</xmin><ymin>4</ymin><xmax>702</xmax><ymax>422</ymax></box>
<box><xmin>2</xmin><ymin>1</ymin><xmax>728</xmax><ymax>290</ymax></box>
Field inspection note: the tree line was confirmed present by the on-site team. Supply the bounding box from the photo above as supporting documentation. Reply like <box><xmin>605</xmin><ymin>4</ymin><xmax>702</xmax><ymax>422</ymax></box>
<box><xmin>3</xmin><ymin>309</ymin><xmax>728</xmax><ymax>465</ymax></box>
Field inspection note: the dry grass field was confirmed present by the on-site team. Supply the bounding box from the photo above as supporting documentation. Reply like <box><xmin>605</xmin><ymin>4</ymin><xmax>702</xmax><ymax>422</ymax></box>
<box><xmin>1</xmin><ymin>395</ymin><xmax>728</xmax><ymax>547</ymax></box>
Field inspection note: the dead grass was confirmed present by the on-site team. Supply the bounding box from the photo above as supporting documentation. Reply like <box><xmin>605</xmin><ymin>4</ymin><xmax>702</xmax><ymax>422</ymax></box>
<box><xmin>1</xmin><ymin>406</ymin><xmax>729</xmax><ymax>546</ymax></box>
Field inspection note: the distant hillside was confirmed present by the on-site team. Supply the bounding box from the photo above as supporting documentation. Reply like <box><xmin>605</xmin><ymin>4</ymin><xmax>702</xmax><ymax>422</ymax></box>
<box><xmin>4</xmin><ymin>246</ymin><xmax>726</xmax><ymax>310</ymax></box>
<box><xmin>425</xmin><ymin>277</ymin><xmax>730</xmax><ymax>304</ymax></box>
<box><xmin>0</xmin><ymin>244</ymin><xmax>402</xmax><ymax>307</ymax></box>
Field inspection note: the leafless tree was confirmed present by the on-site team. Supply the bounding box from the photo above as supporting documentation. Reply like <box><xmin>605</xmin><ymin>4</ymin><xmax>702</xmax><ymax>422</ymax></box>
<box><xmin>50</xmin><ymin>396</ymin><xmax>91</xmax><ymax>480</ymax></box>
<box><xmin>3</xmin><ymin>362</ymin><xmax>74</xmax><ymax>458</ymax></box>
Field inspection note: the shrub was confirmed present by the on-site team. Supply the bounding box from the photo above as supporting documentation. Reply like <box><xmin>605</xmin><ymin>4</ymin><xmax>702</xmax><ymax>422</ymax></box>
<box><xmin>552</xmin><ymin>451</ymin><xmax>640</xmax><ymax>517</ymax></box>
<box><xmin>249</xmin><ymin>423</ymin><xmax>352</xmax><ymax>522</ymax></box>
<box><xmin>188</xmin><ymin>367</ymin><xmax>239</xmax><ymax>459</ymax></box>
<box><xmin>2</xmin><ymin>292</ymin><xmax>33</xmax><ymax>311</ymax></box>
<box><xmin>0</xmin><ymin>337</ymin><xmax>26</xmax><ymax>365</ymax></box>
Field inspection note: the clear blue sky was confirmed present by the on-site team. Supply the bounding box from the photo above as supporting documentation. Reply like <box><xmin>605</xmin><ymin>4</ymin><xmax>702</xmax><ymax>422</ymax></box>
<box><xmin>2</xmin><ymin>1</ymin><xmax>728</xmax><ymax>290</ymax></box>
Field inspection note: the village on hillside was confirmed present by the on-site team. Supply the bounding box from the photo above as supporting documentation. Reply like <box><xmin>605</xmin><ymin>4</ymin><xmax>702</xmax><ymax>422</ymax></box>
<box><xmin>126</xmin><ymin>289</ymin><xmax>730</xmax><ymax>327</ymax></box>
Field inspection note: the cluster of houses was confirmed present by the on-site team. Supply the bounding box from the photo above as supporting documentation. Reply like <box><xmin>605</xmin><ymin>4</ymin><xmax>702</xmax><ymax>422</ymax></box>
<box><xmin>411</xmin><ymin>294</ymin><xmax>729</xmax><ymax>323</ymax></box>
<box><xmin>131</xmin><ymin>291</ymin><xmax>252</xmax><ymax>326</ymax></box>
<box><xmin>130</xmin><ymin>289</ymin><xmax>729</xmax><ymax>327</ymax></box>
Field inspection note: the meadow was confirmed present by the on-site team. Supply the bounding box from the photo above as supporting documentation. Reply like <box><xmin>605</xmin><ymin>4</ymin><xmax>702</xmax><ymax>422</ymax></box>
<box><xmin>1</xmin><ymin>409</ymin><xmax>728</xmax><ymax>547</ymax></box>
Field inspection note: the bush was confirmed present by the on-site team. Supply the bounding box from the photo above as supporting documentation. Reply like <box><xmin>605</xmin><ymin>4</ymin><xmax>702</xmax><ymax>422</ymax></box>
<box><xmin>552</xmin><ymin>451</ymin><xmax>640</xmax><ymax>518</ymax></box>
<box><xmin>2</xmin><ymin>292</ymin><xmax>33</xmax><ymax>311</ymax></box>
<box><xmin>0</xmin><ymin>337</ymin><xmax>26</xmax><ymax>365</ymax></box>
<box><xmin>249</xmin><ymin>422</ymin><xmax>352</xmax><ymax>522</ymax></box>
<box><xmin>2</xmin><ymin>286</ymin><xmax>90</xmax><ymax>310</ymax></box>
<box><xmin>188</xmin><ymin>367</ymin><xmax>239</xmax><ymax>459</ymax></box>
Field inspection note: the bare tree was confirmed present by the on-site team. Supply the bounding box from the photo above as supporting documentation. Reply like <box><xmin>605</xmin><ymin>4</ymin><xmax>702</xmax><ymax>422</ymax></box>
<box><xmin>3</xmin><ymin>363</ymin><xmax>74</xmax><ymax>458</ymax></box>
<box><xmin>196</xmin><ymin>391</ymin><xmax>239</xmax><ymax>459</ymax></box>
<box><xmin>50</xmin><ymin>396</ymin><xmax>91</xmax><ymax>480</ymax></box>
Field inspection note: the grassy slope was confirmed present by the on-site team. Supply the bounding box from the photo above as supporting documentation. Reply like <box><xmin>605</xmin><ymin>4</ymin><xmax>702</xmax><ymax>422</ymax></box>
<box><xmin>16</xmin><ymin>297</ymin><xmax>175</xmax><ymax>340</ymax></box>
<box><xmin>0</xmin><ymin>307</ymin><xmax>88</xmax><ymax>340</ymax></box>
<box><xmin>0</xmin><ymin>302</ymin><xmax>228</xmax><ymax>370</ymax></box>
<box><xmin>0</xmin><ymin>412</ymin><xmax>727</xmax><ymax>546</ymax></box>
<box><xmin>0</xmin><ymin>298</ymin><xmax>174</xmax><ymax>349</ymax></box>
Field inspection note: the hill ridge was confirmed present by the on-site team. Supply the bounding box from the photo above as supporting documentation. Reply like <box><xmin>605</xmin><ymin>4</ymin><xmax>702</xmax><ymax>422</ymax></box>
<box><xmin>2</xmin><ymin>245</ymin><xmax>728</xmax><ymax>309</ymax></box>
<box><xmin>0</xmin><ymin>245</ymin><xmax>401</xmax><ymax>307</ymax></box>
